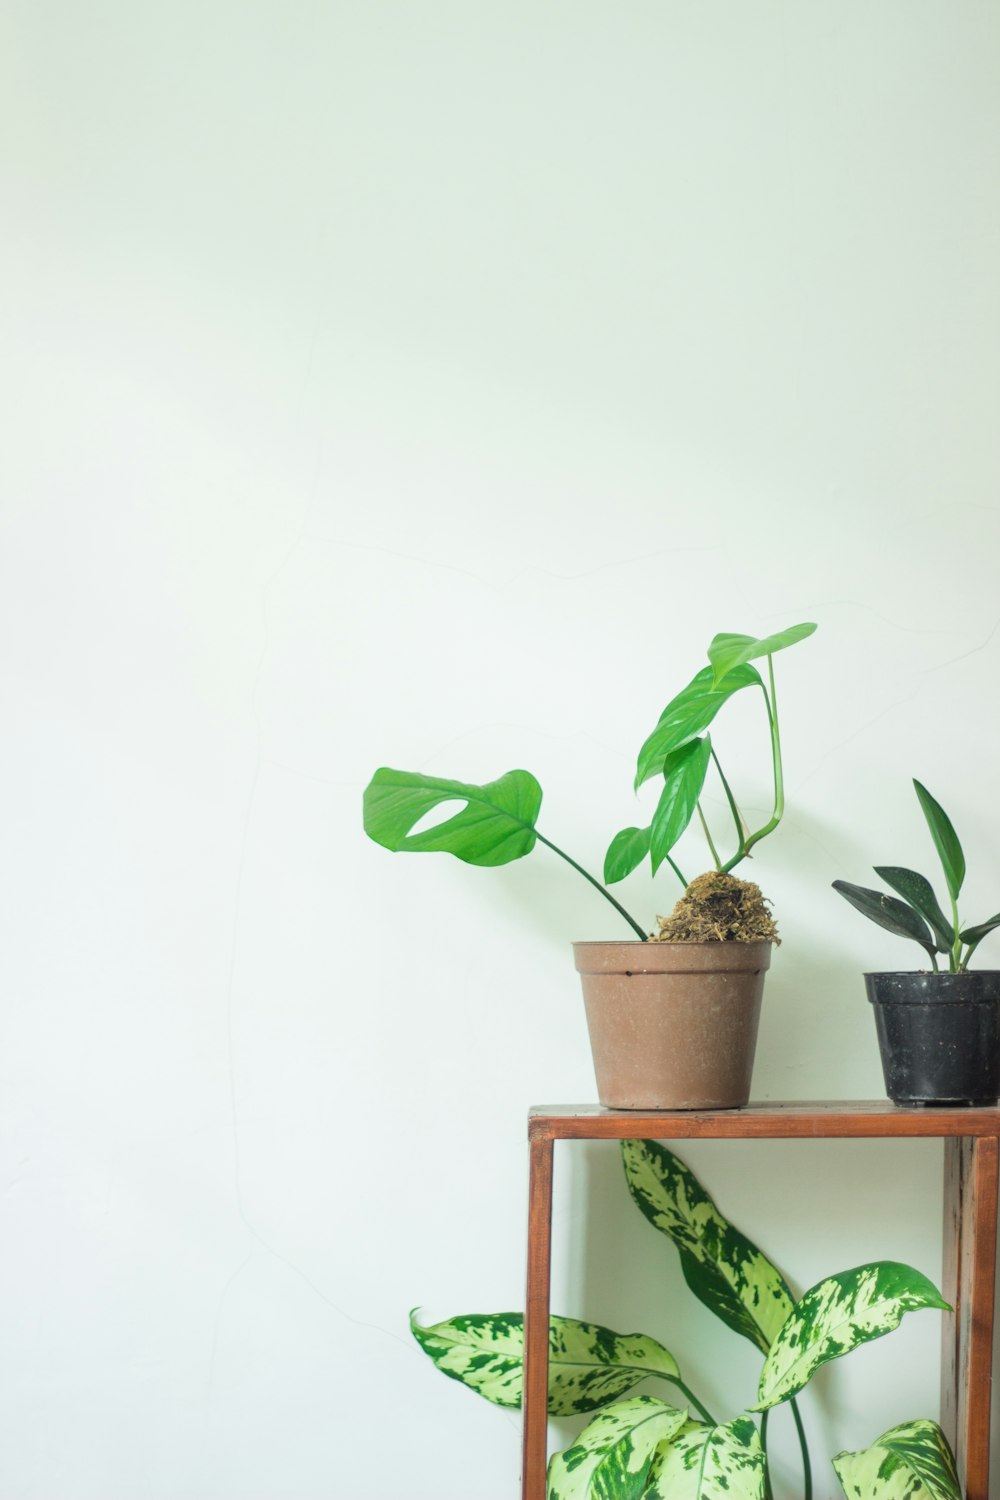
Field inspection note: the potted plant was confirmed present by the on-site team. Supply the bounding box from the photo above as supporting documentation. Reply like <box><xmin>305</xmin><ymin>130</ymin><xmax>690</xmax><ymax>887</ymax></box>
<box><xmin>833</xmin><ymin>780</ymin><xmax>1000</xmax><ymax>1105</ymax></box>
<box><xmin>363</xmin><ymin>621</ymin><xmax>816</xmax><ymax>1109</ymax></box>
<box><xmin>411</xmin><ymin>1137</ymin><xmax>960</xmax><ymax>1500</ymax></box>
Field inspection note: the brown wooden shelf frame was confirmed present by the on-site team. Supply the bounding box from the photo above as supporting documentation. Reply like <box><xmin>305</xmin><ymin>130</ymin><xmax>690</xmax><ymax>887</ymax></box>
<box><xmin>522</xmin><ymin>1102</ymin><xmax>1000</xmax><ymax>1500</ymax></box>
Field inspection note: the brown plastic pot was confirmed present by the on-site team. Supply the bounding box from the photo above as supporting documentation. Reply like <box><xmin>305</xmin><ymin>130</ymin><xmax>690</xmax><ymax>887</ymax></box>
<box><xmin>573</xmin><ymin>940</ymin><xmax>772</xmax><ymax>1110</ymax></box>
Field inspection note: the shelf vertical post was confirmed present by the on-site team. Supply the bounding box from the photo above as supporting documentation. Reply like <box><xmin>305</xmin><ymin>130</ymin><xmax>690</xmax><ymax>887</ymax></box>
<box><xmin>942</xmin><ymin>1134</ymin><xmax>999</xmax><ymax>1500</ymax></box>
<box><xmin>522</xmin><ymin>1130</ymin><xmax>553</xmax><ymax>1500</ymax></box>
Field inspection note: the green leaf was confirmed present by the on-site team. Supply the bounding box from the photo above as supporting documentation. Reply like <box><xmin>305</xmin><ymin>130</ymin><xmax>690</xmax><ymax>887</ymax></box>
<box><xmin>832</xmin><ymin>880</ymin><xmax>937</xmax><ymax>961</ymax></box>
<box><xmin>363</xmin><ymin>767</ymin><xmax>541</xmax><ymax>867</ymax></box>
<box><xmin>913</xmin><ymin>781</ymin><xmax>966</xmax><ymax>901</ymax></box>
<box><xmin>546</xmin><ymin>1396</ymin><xmax>687</xmax><ymax>1500</ymax></box>
<box><xmin>707</xmin><ymin>622</ymin><xmax>817</xmax><ymax>686</ymax></box>
<box><xmin>409</xmin><ymin>1310</ymin><xmax>682</xmax><ymax>1417</ymax></box>
<box><xmin>755</xmin><ymin>1261</ymin><xmax>950</xmax><ymax>1410</ymax></box>
<box><xmin>604</xmin><ymin>826</ymin><xmax>651</xmax><ymax>886</ymax></box>
<box><xmin>621</xmin><ymin>1140</ymin><xmax>794</xmax><ymax>1354</ymax></box>
<box><xmin>873</xmin><ymin>867</ymin><xmax>954</xmax><ymax>953</ymax></box>
<box><xmin>649</xmin><ymin>738</ymin><xmax>712</xmax><ymax>874</ymax></box>
<box><xmin>634</xmin><ymin>664</ymin><xmax>763</xmax><ymax>791</ymax></box>
<box><xmin>645</xmin><ymin>1417</ymin><xmax>765</xmax><ymax>1500</ymax></box>
<box><xmin>960</xmin><ymin>912</ymin><xmax>1000</xmax><ymax>948</ymax></box>
<box><xmin>833</xmin><ymin>1418</ymin><xmax>961</xmax><ymax>1500</ymax></box>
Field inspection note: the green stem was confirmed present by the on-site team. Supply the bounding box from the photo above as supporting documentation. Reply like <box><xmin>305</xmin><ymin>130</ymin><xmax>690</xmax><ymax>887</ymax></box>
<box><xmin>790</xmin><ymin>1397</ymin><xmax>812</xmax><ymax>1500</ymax></box>
<box><xmin>665</xmin><ymin>853</ymin><xmax>689</xmax><ymax>889</ymax></box>
<box><xmin>723</xmin><ymin>658</ymin><xmax>784</xmax><ymax>871</ymax></box>
<box><xmin>697</xmin><ymin>802</ymin><xmax>722</xmax><ymax>870</ymax></box>
<box><xmin>949</xmin><ymin>892</ymin><xmax>963</xmax><ymax>973</ymax></box>
<box><xmin>672</xmin><ymin>1379</ymin><xmax>716</xmax><ymax>1425</ymax></box>
<box><xmin>711</xmin><ymin>747</ymin><xmax>746</xmax><ymax>853</ymax></box>
<box><xmin>760</xmin><ymin>1410</ymin><xmax>774</xmax><ymax>1500</ymax></box>
<box><xmin>534</xmin><ymin>831</ymin><xmax>648</xmax><ymax>940</ymax></box>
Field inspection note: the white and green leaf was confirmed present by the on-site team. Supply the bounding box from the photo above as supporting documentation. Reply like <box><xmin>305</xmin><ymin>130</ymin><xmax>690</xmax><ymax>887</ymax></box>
<box><xmin>620</xmin><ymin>1139</ymin><xmax>794</xmax><ymax>1353</ymax></box>
<box><xmin>756</xmin><ymin>1261</ymin><xmax>950</xmax><ymax>1409</ymax></box>
<box><xmin>410</xmin><ymin>1310</ymin><xmax>682</xmax><ymax>1416</ymax></box>
<box><xmin>645</xmin><ymin>1416</ymin><xmax>765</xmax><ymax>1500</ymax></box>
<box><xmin>546</xmin><ymin>1395</ymin><xmax>687</xmax><ymax>1500</ymax></box>
<box><xmin>833</xmin><ymin>1418</ymin><xmax>961</xmax><ymax>1500</ymax></box>
<box><xmin>363</xmin><ymin>766</ymin><xmax>542</xmax><ymax>867</ymax></box>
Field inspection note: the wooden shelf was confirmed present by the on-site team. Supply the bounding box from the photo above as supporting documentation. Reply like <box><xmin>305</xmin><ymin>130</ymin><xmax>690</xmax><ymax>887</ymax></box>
<box><xmin>522</xmin><ymin>1101</ymin><xmax>1000</xmax><ymax>1500</ymax></box>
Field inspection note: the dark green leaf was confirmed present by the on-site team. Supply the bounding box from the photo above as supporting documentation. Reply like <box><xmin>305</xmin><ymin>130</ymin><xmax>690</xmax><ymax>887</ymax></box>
<box><xmin>913</xmin><ymin>781</ymin><xmax>966</xmax><ymax>901</ymax></box>
<box><xmin>363</xmin><ymin>767</ymin><xmax>541</xmax><ymax>866</ymax></box>
<box><xmin>832</xmin><ymin>880</ymin><xmax>937</xmax><ymax>960</ymax></box>
<box><xmin>649</xmin><ymin>738</ymin><xmax>712</xmax><ymax>874</ymax></box>
<box><xmin>676</xmin><ymin>1248</ymin><xmax>780</xmax><ymax>1351</ymax></box>
<box><xmin>634</xmin><ymin>665</ymin><xmax>762</xmax><ymax>791</ymax></box>
<box><xmin>621</xmin><ymin>1139</ymin><xmax>794</xmax><ymax>1354</ymax></box>
<box><xmin>603</xmin><ymin>826</ymin><xmax>651</xmax><ymax>886</ymax></box>
<box><xmin>707</xmin><ymin>622</ymin><xmax>817</xmax><ymax>686</ymax></box>
<box><xmin>873</xmin><ymin>867</ymin><xmax>954</xmax><ymax>953</ymax></box>
<box><xmin>960</xmin><ymin>913</ymin><xmax>1000</xmax><ymax>949</ymax></box>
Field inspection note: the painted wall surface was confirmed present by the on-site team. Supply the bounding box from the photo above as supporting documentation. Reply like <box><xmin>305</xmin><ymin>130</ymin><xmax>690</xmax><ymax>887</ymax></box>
<box><xmin>2</xmin><ymin>4</ymin><xmax>1000</xmax><ymax>1497</ymax></box>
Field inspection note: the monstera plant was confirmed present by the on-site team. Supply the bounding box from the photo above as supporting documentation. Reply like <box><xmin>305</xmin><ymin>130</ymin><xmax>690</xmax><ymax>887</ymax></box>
<box><xmin>365</xmin><ymin>623</ymin><xmax>817</xmax><ymax>1110</ymax></box>
<box><xmin>363</xmin><ymin>621</ymin><xmax>818</xmax><ymax>940</ymax></box>
<box><xmin>413</xmin><ymin>1141</ymin><xmax>959</xmax><ymax>1500</ymax></box>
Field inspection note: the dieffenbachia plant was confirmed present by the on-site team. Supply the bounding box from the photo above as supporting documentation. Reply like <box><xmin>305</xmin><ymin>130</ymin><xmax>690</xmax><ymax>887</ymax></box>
<box><xmin>363</xmin><ymin>622</ymin><xmax>816</xmax><ymax>939</ymax></box>
<box><xmin>413</xmin><ymin>1140</ymin><xmax>958</xmax><ymax>1500</ymax></box>
<box><xmin>833</xmin><ymin>780</ymin><xmax>1000</xmax><ymax>973</ymax></box>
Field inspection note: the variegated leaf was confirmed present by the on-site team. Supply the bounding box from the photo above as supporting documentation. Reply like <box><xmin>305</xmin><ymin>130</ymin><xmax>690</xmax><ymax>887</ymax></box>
<box><xmin>756</xmin><ymin>1261</ymin><xmax>950</xmax><ymax>1409</ymax></box>
<box><xmin>546</xmin><ymin>1395</ymin><xmax>687</xmax><ymax>1500</ymax></box>
<box><xmin>833</xmin><ymin>1418</ymin><xmax>961</xmax><ymax>1500</ymax></box>
<box><xmin>645</xmin><ymin>1416</ymin><xmax>765</xmax><ymax>1500</ymax></box>
<box><xmin>621</xmin><ymin>1139</ymin><xmax>794</xmax><ymax>1353</ymax></box>
<box><xmin>410</xmin><ymin>1310</ymin><xmax>681</xmax><ymax>1416</ymax></box>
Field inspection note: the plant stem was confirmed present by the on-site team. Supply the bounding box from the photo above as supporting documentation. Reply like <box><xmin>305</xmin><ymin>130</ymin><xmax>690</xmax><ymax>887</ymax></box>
<box><xmin>720</xmin><ymin>667</ymin><xmax>785</xmax><ymax>873</ymax></box>
<box><xmin>697</xmin><ymin>802</ymin><xmax>722</xmax><ymax>870</ymax></box>
<box><xmin>743</xmin><ymin>658</ymin><xmax>784</xmax><ymax>856</ymax></box>
<box><xmin>534</xmin><ymin>831</ymin><xmax>648</xmax><ymax>940</ymax></box>
<box><xmin>665</xmin><ymin>853</ymin><xmax>689</xmax><ymax>889</ymax></box>
<box><xmin>790</xmin><ymin>1397</ymin><xmax>812</xmax><ymax>1500</ymax></box>
<box><xmin>672</xmin><ymin>1379</ymin><xmax>716</xmax><ymax>1425</ymax></box>
<box><xmin>760</xmin><ymin>1410</ymin><xmax>774</xmax><ymax>1500</ymax></box>
<box><xmin>711</xmin><ymin>747</ymin><xmax>746</xmax><ymax>852</ymax></box>
<box><xmin>949</xmin><ymin>892</ymin><xmax>963</xmax><ymax>973</ymax></box>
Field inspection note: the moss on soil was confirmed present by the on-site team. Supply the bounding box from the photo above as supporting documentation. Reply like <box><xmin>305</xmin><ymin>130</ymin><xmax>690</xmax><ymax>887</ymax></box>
<box><xmin>650</xmin><ymin>870</ymin><xmax>780</xmax><ymax>944</ymax></box>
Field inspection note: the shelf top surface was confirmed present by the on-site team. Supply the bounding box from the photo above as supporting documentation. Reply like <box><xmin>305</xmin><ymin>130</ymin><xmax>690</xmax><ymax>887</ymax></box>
<box><xmin>529</xmin><ymin>1101</ymin><xmax>1000</xmax><ymax>1139</ymax></box>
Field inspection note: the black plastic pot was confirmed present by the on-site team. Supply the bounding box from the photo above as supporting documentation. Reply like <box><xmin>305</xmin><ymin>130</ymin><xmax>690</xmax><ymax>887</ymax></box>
<box><xmin>866</xmin><ymin>971</ymin><xmax>1000</xmax><ymax>1106</ymax></box>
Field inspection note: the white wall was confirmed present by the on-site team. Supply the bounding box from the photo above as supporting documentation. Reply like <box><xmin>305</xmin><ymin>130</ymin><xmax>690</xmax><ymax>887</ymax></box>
<box><xmin>2</xmin><ymin>3</ymin><xmax>1000</xmax><ymax>1497</ymax></box>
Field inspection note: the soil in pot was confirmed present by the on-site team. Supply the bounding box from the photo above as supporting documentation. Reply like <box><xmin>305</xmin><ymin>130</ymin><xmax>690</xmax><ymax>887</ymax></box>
<box><xmin>650</xmin><ymin>871</ymin><xmax>779</xmax><ymax>945</ymax></box>
<box><xmin>866</xmin><ymin>970</ymin><xmax>1000</xmax><ymax>1106</ymax></box>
